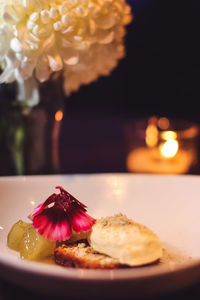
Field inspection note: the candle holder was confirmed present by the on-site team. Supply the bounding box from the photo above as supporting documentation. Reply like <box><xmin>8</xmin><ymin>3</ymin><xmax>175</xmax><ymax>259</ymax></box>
<box><xmin>126</xmin><ymin>116</ymin><xmax>199</xmax><ymax>174</ymax></box>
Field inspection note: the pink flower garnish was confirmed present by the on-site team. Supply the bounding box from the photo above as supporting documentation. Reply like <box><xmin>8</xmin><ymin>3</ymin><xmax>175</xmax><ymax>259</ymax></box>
<box><xmin>31</xmin><ymin>186</ymin><xmax>95</xmax><ymax>242</ymax></box>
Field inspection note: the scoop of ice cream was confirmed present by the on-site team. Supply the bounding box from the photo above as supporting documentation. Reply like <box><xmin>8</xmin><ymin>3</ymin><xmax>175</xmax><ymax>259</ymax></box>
<box><xmin>88</xmin><ymin>214</ymin><xmax>163</xmax><ymax>266</ymax></box>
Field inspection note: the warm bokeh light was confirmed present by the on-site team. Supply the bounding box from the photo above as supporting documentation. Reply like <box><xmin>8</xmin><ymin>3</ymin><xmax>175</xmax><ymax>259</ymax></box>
<box><xmin>161</xmin><ymin>130</ymin><xmax>177</xmax><ymax>141</ymax></box>
<box><xmin>126</xmin><ymin>117</ymin><xmax>198</xmax><ymax>174</ymax></box>
<box><xmin>180</xmin><ymin>126</ymin><xmax>199</xmax><ymax>139</ymax></box>
<box><xmin>159</xmin><ymin>139</ymin><xmax>179</xmax><ymax>158</ymax></box>
<box><xmin>158</xmin><ymin>117</ymin><xmax>170</xmax><ymax>130</ymax></box>
<box><xmin>145</xmin><ymin>124</ymin><xmax>158</xmax><ymax>148</ymax></box>
<box><xmin>55</xmin><ymin>110</ymin><xmax>63</xmax><ymax>122</ymax></box>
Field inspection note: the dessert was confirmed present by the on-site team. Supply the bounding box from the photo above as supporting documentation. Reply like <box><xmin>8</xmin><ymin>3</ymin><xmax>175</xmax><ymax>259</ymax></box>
<box><xmin>7</xmin><ymin>220</ymin><xmax>56</xmax><ymax>260</ymax></box>
<box><xmin>88</xmin><ymin>214</ymin><xmax>163</xmax><ymax>267</ymax></box>
<box><xmin>7</xmin><ymin>220</ymin><xmax>30</xmax><ymax>252</ymax></box>
<box><xmin>54</xmin><ymin>214</ymin><xmax>163</xmax><ymax>268</ymax></box>
<box><xmin>55</xmin><ymin>241</ymin><xmax>122</xmax><ymax>269</ymax></box>
<box><xmin>20</xmin><ymin>225</ymin><xmax>56</xmax><ymax>260</ymax></box>
<box><xmin>7</xmin><ymin>186</ymin><xmax>163</xmax><ymax>268</ymax></box>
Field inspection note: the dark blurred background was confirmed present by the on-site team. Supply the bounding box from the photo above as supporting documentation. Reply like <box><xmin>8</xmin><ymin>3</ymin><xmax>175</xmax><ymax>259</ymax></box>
<box><xmin>66</xmin><ymin>0</ymin><xmax>200</xmax><ymax>120</ymax></box>
<box><xmin>59</xmin><ymin>0</ymin><xmax>200</xmax><ymax>174</ymax></box>
<box><xmin>1</xmin><ymin>0</ymin><xmax>200</xmax><ymax>175</ymax></box>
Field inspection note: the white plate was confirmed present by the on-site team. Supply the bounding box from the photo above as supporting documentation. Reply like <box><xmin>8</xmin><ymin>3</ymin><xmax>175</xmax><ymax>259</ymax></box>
<box><xmin>1</xmin><ymin>173</ymin><xmax>200</xmax><ymax>298</ymax></box>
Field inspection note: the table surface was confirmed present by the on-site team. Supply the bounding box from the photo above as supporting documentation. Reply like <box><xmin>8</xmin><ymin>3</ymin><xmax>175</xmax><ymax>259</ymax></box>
<box><xmin>1</xmin><ymin>277</ymin><xmax>200</xmax><ymax>300</ymax></box>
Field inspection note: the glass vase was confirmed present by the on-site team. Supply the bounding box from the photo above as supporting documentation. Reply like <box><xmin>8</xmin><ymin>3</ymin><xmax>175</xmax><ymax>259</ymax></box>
<box><xmin>0</xmin><ymin>74</ymin><xmax>64</xmax><ymax>176</ymax></box>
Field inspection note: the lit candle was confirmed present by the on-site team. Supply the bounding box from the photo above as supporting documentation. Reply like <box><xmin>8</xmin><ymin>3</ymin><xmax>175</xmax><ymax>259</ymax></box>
<box><xmin>126</xmin><ymin>118</ymin><xmax>197</xmax><ymax>174</ymax></box>
<box><xmin>127</xmin><ymin>147</ymin><xmax>194</xmax><ymax>174</ymax></box>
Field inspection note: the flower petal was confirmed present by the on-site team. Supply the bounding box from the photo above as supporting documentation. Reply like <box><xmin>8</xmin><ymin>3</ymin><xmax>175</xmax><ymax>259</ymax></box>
<box><xmin>72</xmin><ymin>210</ymin><xmax>95</xmax><ymax>233</ymax></box>
<box><xmin>49</xmin><ymin>221</ymin><xmax>71</xmax><ymax>242</ymax></box>
<box><xmin>31</xmin><ymin>187</ymin><xmax>95</xmax><ymax>241</ymax></box>
<box><xmin>33</xmin><ymin>206</ymin><xmax>72</xmax><ymax>242</ymax></box>
<box><xmin>60</xmin><ymin>220</ymin><xmax>72</xmax><ymax>241</ymax></box>
<box><xmin>31</xmin><ymin>193</ymin><xmax>57</xmax><ymax>217</ymax></box>
<box><xmin>35</xmin><ymin>55</ymin><xmax>51</xmax><ymax>82</ymax></box>
<box><xmin>56</xmin><ymin>186</ymin><xmax>87</xmax><ymax>210</ymax></box>
<box><xmin>31</xmin><ymin>203</ymin><xmax>45</xmax><ymax>217</ymax></box>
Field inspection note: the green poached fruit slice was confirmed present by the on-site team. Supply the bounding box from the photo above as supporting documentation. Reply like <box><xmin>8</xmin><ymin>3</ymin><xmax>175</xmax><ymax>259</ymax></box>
<box><xmin>19</xmin><ymin>226</ymin><xmax>56</xmax><ymax>261</ymax></box>
<box><xmin>7</xmin><ymin>220</ymin><xmax>56</xmax><ymax>261</ymax></box>
<box><xmin>7</xmin><ymin>220</ymin><xmax>31</xmax><ymax>251</ymax></box>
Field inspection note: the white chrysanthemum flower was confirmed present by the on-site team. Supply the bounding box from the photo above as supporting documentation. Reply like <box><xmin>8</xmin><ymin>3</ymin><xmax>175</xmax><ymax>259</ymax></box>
<box><xmin>0</xmin><ymin>0</ymin><xmax>132</xmax><ymax>96</ymax></box>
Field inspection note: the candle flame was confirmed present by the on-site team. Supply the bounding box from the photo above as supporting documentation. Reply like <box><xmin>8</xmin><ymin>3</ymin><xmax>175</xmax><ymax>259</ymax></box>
<box><xmin>159</xmin><ymin>139</ymin><xmax>179</xmax><ymax>158</ymax></box>
<box><xmin>145</xmin><ymin>118</ymin><xmax>179</xmax><ymax>159</ymax></box>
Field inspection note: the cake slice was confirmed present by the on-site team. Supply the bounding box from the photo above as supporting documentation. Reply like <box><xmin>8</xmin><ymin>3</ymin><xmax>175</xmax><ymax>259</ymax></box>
<box><xmin>54</xmin><ymin>241</ymin><xmax>122</xmax><ymax>269</ymax></box>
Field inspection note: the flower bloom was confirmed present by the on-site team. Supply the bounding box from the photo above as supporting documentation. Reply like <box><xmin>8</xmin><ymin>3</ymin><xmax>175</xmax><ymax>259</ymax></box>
<box><xmin>0</xmin><ymin>0</ymin><xmax>132</xmax><ymax>95</ymax></box>
<box><xmin>31</xmin><ymin>186</ymin><xmax>95</xmax><ymax>242</ymax></box>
